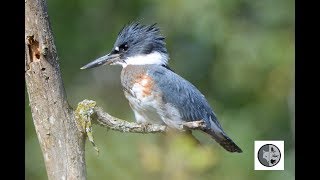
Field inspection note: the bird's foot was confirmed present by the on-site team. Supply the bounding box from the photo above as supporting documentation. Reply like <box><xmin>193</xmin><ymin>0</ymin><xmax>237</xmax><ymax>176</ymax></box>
<box><xmin>137</xmin><ymin>122</ymin><xmax>153</xmax><ymax>132</ymax></box>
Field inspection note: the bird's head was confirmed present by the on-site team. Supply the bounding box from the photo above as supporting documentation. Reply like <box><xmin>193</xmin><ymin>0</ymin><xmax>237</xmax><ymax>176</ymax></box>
<box><xmin>81</xmin><ymin>22</ymin><xmax>168</xmax><ymax>69</ymax></box>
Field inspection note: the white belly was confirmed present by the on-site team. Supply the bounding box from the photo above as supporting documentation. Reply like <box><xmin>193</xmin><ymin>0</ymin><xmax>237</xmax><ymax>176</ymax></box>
<box><xmin>124</xmin><ymin>81</ymin><xmax>184</xmax><ymax>130</ymax></box>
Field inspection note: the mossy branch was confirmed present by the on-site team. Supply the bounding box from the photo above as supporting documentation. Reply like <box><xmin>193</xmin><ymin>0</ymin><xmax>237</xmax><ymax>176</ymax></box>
<box><xmin>93</xmin><ymin>106</ymin><xmax>206</xmax><ymax>133</ymax></box>
<box><xmin>75</xmin><ymin>100</ymin><xmax>206</xmax><ymax>151</ymax></box>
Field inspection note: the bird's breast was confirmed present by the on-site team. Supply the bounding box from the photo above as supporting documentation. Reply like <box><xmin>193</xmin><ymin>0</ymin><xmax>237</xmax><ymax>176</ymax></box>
<box><xmin>121</xmin><ymin>65</ymin><xmax>165</xmax><ymax>124</ymax></box>
<box><xmin>121</xmin><ymin>65</ymin><xmax>161</xmax><ymax>107</ymax></box>
<box><xmin>132</xmin><ymin>74</ymin><xmax>154</xmax><ymax>98</ymax></box>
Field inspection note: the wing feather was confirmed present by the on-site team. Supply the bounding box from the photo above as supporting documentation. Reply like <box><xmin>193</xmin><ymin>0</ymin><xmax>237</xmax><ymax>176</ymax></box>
<box><xmin>148</xmin><ymin>65</ymin><xmax>222</xmax><ymax>130</ymax></box>
<box><xmin>148</xmin><ymin>65</ymin><xmax>242</xmax><ymax>153</ymax></box>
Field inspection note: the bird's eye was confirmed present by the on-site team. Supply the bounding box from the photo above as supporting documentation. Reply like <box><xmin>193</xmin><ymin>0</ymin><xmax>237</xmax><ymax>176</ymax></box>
<box><xmin>119</xmin><ymin>44</ymin><xmax>128</xmax><ymax>51</ymax></box>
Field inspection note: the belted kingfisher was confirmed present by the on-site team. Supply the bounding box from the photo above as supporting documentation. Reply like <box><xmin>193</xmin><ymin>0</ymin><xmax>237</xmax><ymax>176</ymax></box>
<box><xmin>81</xmin><ymin>22</ymin><xmax>242</xmax><ymax>153</ymax></box>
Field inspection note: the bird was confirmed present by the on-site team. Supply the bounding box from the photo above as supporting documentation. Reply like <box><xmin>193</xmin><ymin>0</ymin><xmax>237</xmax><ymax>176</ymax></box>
<box><xmin>81</xmin><ymin>22</ymin><xmax>242</xmax><ymax>153</ymax></box>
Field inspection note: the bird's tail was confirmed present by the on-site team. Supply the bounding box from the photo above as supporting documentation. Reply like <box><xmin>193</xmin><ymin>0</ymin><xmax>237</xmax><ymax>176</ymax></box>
<box><xmin>204</xmin><ymin>129</ymin><xmax>243</xmax><ymax>153</ymax></box>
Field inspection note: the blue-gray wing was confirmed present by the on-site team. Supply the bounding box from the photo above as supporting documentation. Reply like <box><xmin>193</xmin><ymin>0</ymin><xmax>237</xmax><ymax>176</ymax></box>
<box><xmin>148</xmin><ymin>65</ymin><xmax>243</xmax><ymax>153</ymax></box>
<box><xmin>148</xmin><ymin>65</ymin><xmax>223</xmax><ymax>130</ymax></box>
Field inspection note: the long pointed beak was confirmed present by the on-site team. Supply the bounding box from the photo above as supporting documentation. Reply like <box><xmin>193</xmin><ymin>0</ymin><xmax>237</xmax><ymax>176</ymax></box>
<box><xmin>80</xmin><ymin>53</ymin><xmax>120</xmax><ymax>70</ymax></box>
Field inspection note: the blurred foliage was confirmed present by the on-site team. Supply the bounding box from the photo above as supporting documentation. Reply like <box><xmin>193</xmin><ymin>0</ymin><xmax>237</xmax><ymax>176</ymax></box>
<box><xmin>25</xmin><ymin>0</ymin><xmax>294</xmax><ymax>179</ymax></box>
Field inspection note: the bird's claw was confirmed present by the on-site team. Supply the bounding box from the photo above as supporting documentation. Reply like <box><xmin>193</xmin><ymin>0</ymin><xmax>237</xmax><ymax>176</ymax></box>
<box><xmin>137</xmin><ymin>122</ymin><xmax>152</xmax><ymax>132</ymax></box>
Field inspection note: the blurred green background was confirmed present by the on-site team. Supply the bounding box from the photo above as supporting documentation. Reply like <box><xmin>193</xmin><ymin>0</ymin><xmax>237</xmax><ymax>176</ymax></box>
<box><xmin>25</xmin><ymin>0</ymin><xmax>294</xmax><ymax>179</ymax></box>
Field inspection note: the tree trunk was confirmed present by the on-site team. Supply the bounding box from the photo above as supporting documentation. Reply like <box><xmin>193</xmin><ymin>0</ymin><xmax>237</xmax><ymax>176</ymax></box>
<box><xmin>25</xmin><ymin>0</ymin><xmax>86</xmax><ymax>179</ymax></box>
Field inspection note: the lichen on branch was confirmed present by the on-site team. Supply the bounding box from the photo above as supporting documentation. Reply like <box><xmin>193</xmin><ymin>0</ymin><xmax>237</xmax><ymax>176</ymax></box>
<box><xmin>75</xmin><ymin>99</ymin><xmax>206</xmax><ymax>151</ymax></box>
